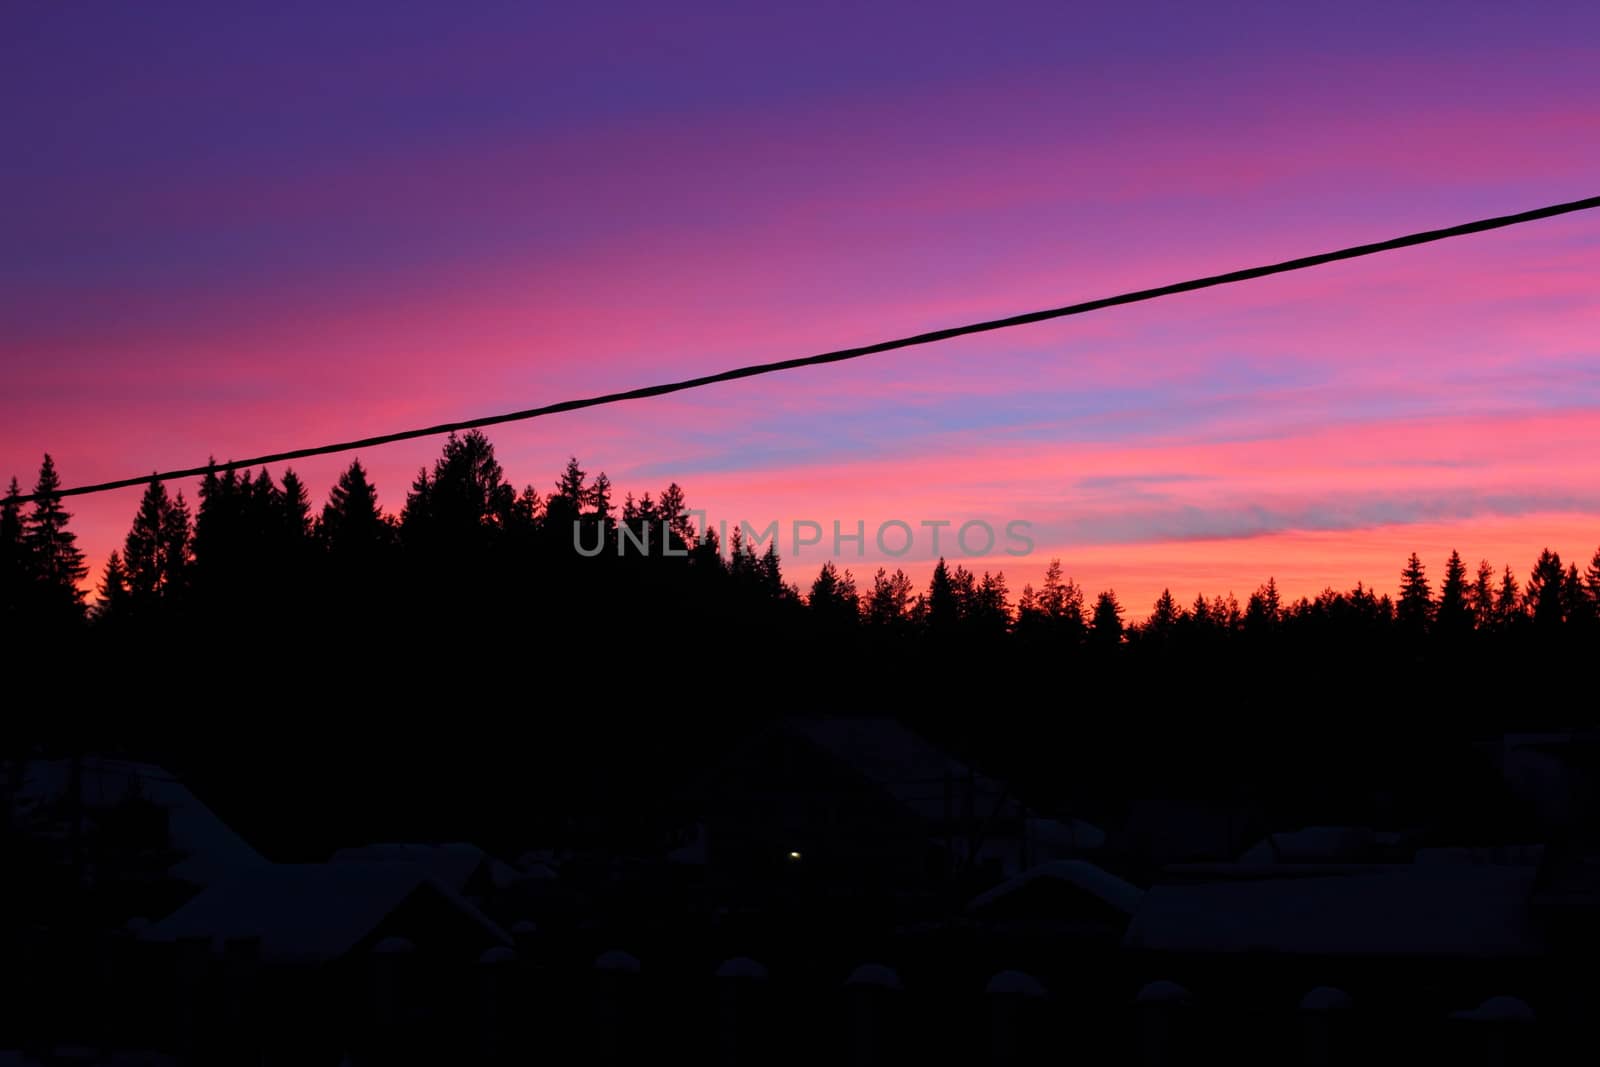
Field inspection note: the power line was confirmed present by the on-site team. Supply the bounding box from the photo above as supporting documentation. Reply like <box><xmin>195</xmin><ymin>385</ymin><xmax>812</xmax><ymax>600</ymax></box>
<box><xmin>13</xmin><ymin>193</ymin><xmax>1600</xmax><ymax>505</ymax></box>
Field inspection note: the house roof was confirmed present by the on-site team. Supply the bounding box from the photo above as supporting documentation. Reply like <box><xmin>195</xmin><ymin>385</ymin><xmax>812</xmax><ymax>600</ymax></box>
<box><xmin>778</xmin><ymin>716</ymin><xmax>1090</xmax><ymax>835</ymax></box>
<box><xmin>329</xmin><ymin>842</ymin><xmax>517</xmax><ymax>893</ymax></box>
<box><xmin>966</xmin><ymin>860</ymin><xmax>1145</xmax><ymax>916</ymax></box>
<box><xmin>779</xmin><ymin>716</ymin><xmax>985</xmax><ymax>822</ymax></box>
<box><xmin>1123</xmin><ymin>864</ymin><xmax>1542</xmax><ymax>958</ymax></box>
<box><xmin>1238</xmin><ymin>826</ymin><xmax>1380</xmax><ymax>864</ymax></box>
<box><xmin>14</xmin><ymin>757</ymin><xmax>265</xmax><ymax>885</ymax></box>
<box><xmin>143</xmin><ymin>862</ymin><xmax>510</xmax><ymax>965</ymax></box>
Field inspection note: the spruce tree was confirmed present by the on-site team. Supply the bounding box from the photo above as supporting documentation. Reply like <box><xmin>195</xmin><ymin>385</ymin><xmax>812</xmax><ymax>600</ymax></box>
<box><xmin>96</xmin><ymin>551</ymin><xmax>131</xmax><ymax>620</ymax></box>
<box><xmin>1562</xmin><ymin>563</ymin><xmax>1591</xmax><ymax>628</ymax></box>
<box><xmin>1435</xmin><ymin>549</ymin><xmax>1471</xmax><ymax>638</ymax></box>
<box><xmin>927</xmin><ymin>558</ymin><xmax>958</xmax><ymax>635</ymax></box>
<box><xmin>123</xmin><ymin>478</ymin><xmax>170</xmax><ymax>607</ymax></box>
<box><xmin>0</xmin><ymin>477</ymin><xmax>25</xmax><ymax>621</ymax></box>
<box><xmin>24</xmin><ymin>455</ymin><xmax>87</xmax><ymax>624</ymax></box>
<box><xmin>658</xmin><ymin>483</ymin><xmax>690</xmax><ymax>547</ymax></box>
<box><xmin>400</xmin><ymin>466</ymin><xmax>434</xmax><ymax>547</ymax></box>
<box><xmin>163</xmin><ymin>491</ymin><xmax>192</xmax><ymax>596</ymax></box>
<box><xmin>1583</xmin><ymin>546</ymin><xmax>1600</xmax><ymax>614</ymax></box>
<box><xmin>759</xmin><ymin>541</ymin><xmax>785</xmax><ymax>599</ymax></box>
<box><xmin>1148</xmin><ymin>588</ymin><xmax>1181</xmax><ymax>639</ymax></box>
<box><xmin>279</xmin><ymin>469</ymin><xmax>313</xmax><ymax>544</ymax></box>
<box><xmin>950</xmin><ymin>565</ymin><xmax>977</xmax><ymax>622</ymax></box>
<box><xmin>193</xmin><ymin>462</ymin><xmax>242</xmax><ymax>584</ymax></box>
<box><xmin>1526</xmin><ymin>549</ymin><xmax>1565</xmax><ymax>630</ymax></box>
<box><xmin>809</xmin><ymin>561</ymin><xmax>859</xmax><ymax>628</ymax></box>
<box><xmin>1038</xmin><ymin>559</ymin><xmax>1068</xmax><ymax>618</ymax></box>
<box><xmin>972</xmin><ymin>571</ymin><xmax>1011</xmax><ymax>636</ymax></box>
<box><xmin>1244</xmin><ymin>580</ymin><xmax>1281</xmax><ymax>636</ymax></box>
<box><xmin>1469</xmin><ymin>559</ymin><xmax>1496</xmax><ymax>630</ymax></box>
<box><xmin>1090</xmin><ymin>590</ymin><xmax>1124</xmax><ymax>646</ymax></box>
<box><xmin>1396</xmin><ymin>553</ymin><xmax>1433</xmax><ymax>635</ymax></box>
<box><xmin>1495</xmin><ymin>566</ymin><xmax>1522</xmax><ymax>629</ymax></box>
<box><xmin>588</xmin><ymin>472</ymin><xmax>614</xmax><ymax>537</ymax></box>
<box><xmin>867</xmin><ymin>568</ymin><xmax>913</xmax><ymax>629</ymax></box>
<box><xmin>1015</xmin><ymin>584</ymin><xmax>1040</xmax><ymax>629</ymax></box>
<box><xmin>321</xmin><ymin>460</ymin><xmax>387</xmax><ymax>557</ymax></box>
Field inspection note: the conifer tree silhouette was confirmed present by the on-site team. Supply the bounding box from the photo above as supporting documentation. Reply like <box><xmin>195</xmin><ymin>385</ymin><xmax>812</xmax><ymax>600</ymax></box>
<box><xmin>1090</xmin><ymin>590</ymin><xmax>1124</xmax><ymax>647</ymax></box>
<box><xmin>1469</xmin><ymin>559</ymin><xmax>1497</xmax><ymax>630</ymax></box>
<box><xmin>0</xmin><ymin>477</ymin><xmax>25</xmax><ymax>625</ymax></box>
<box><xmin>1396</xmin><ymin>553</ymin><xmax>1433</xmax><ymax>636</ymax></box>
<box><xmin>1495</xmin><ymin>565</ymin><xmax>1523</xmax><ymax>630</ymax></box>
<box><xmin>95</xmin><ymin>550</ymin><xmax>131</xmax><ymax>620</ymax></box>
<box><xmin>122</xmin><ymin>478</ymin><xmax>190</xmax><ymax>614</ymax></box>
<box><xmin>24</xmin><ymin>455</ymin><xmax>87</xmax><ymax>626</ymax></box>
<box><xmin>1435</xmin><ymin>549</ymin><xmax>1471</xmax><ymax>639</ymax></box>
<box><xmin>1526</xmin><ymin>549</ymin><xmax>1566</xmax><ymax>630</ymax></box>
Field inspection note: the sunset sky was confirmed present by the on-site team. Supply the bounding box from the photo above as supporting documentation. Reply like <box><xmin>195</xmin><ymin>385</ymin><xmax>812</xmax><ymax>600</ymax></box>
<box><xmin>5</xmin><ymin>1</ymin><xmax>1600</xmax><ymax>616</ymax></box>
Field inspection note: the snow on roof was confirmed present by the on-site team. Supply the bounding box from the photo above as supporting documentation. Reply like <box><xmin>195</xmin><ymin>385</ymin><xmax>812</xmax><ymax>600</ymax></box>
<box><xmin>845</xmin><ymin>964</ymin><xmax>903</xmax><ymax>990</ymax></box>
<box><xmin>143</xmin><ymin>862</ymin><xmax>509</xmax><ymax>965</ymax></box>
<box><xmin>966</xmin><ymin>860</ymin><xmax>1145</xmax><ymax>916</ymax></box>
<box><xmin>329</xmin><ymin>842</ymin><xmax>516</xmax><ymax>893</ymax></box>
<box><xmin>779</xmin><ymin>716</ymin><xmax>986</xmax><ymax>822</ymax></box>
<box><xmin>1300</xmin><ymin>987</ymin><xmax>1353</xmax><ymax>1012</ymax></box>
<box><xmin>1238</xmin><ymin>826</ymin><xmax>1375</xmax><ymax>864</ymax></box>
<box><xmin>985</xmin><ymin>970</ymin><xmax>1047</xmax><ymax>997</ymax></box>
<box><xmin>1135</xmin><ymin>980</ymin><xmax>1191</xmax><ymax>1004</ymax></box>
<box><xmin>778</xmin><ymin>717</ymin><xmax>1103</xmax><ymax>841</ymax></box>
<box><xmin>1123</xmin><ymin>865</ymin><xmax>1542</xmax><ymax>958</ymax></box>
<box><xmin>15</xmin><ymin>757</ymin><xmax>265</xmax><ymax>884</ymax></box>
<box><xmin>715</xmin><ymin>957</ymin><xmax>769</xmax><ymax>980</ymax></box>
<box><xmin>1026</xmin><ymin>816</ymin><xmax>1107</xmax><ymax>852</ymax></box>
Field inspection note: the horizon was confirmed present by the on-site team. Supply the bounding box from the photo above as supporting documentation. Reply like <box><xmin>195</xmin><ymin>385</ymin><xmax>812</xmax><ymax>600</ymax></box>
<box><xmin>8</xmin><ymin>442</ymin><xmax>1598</xmax><ymax>622</ymax></box>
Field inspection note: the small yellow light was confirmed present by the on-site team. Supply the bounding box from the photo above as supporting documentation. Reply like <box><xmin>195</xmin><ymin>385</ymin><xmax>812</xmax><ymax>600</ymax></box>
<box><xmin>787</xmin><ymin>850</ymin><xmax>802</xmax><ymax>860</ymax></box>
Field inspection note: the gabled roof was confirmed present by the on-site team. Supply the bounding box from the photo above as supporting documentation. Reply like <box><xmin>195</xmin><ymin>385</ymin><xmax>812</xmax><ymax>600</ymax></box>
<box><xmin>775</xmin><ymin>716</ymin><xmax>1013</xmax><ymax>825</ymax></box>
<box><xmin>143</xmin><ymin>862</ymin><xmax>510</xmax><ymax>965</ymax></box>
<box><xmin>1238</xmin><ymin>826</ymin><xmax>1387</xmax><ymax>864</ymax></box>
<box><xmin>1123</xmin><ymin>864</ymin><xmax>1542</xmax><ymax>958</ymax></box>
<box><xmin>329</xmin><ymin>842</ymin><xmax>517</xmax><ymax>894</ymax></box>
<box><xmin>967</xmin><ymin>860</ymin><xmax>1144</xmax><ymax>916</ymax></box>
<box><xmin>14</xmin><ymin>757</ymin><xmax>265</xmax><ymax>884</ymax></box>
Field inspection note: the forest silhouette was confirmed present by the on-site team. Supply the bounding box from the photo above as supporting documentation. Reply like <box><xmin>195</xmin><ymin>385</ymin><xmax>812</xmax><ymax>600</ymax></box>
<box><xmin>5</xmin><ymin>430</ymin><xmax>1596</xmax><ymax>857</ymax></box>
<box><xmin>6</xmin><ymin>430</ymin><xmax>1598</xmax><ymax>663</ymax></box>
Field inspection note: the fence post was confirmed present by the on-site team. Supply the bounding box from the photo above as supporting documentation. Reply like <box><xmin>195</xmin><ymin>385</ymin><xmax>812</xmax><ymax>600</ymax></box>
<box><xmin>715</xmin><ymin>957</ymin><xmax>771</xmax><ymax>1067</ymax></box>
<box><xmin>845</xmin><ymin>963</ymin><xmax>904</xmax><ymax>1067</ymax></box>
<box><xmin>591</xmin><ymin>949</ymin><xmax>642</xmax><ymax>1065</ymax></box>
<box><xmin>985</xmin><ymin>970</ymin><xmax>1047</xmax><ymax>1067</ymax></box>
<box><xmin>1299</xmin><ymin>986</ymin><xmax>1352</xmax><ymax>1066</ymax></box>
<box><xmin>1134</xmin><ymin>980</ymin><xmax>1191</xmax><ymax>1067</ymax></box>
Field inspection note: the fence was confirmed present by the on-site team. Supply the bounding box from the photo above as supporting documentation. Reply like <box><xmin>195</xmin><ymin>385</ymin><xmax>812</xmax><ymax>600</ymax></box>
<box><xmin>3</xmin><ymin>927</ymin><xmax>1567</xmax><ymax>1066</ymax></box>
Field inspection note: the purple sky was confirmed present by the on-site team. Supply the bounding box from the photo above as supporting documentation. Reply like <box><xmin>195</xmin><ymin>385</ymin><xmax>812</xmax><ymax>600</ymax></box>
<box><xmin>5</xmin><ymin>1</ymin><xmax>1600</xmax><ymax>613</ymax></box>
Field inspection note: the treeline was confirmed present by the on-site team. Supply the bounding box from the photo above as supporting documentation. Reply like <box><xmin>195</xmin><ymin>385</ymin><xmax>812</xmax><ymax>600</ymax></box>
<box><xmin>3</xmin><ymin>428</ymin><xmax>1600</xmax><ymax>655</ymax></box>
<box><xmin>6</xmin><ymin>429</ymin><xmax>1600</xmax><ymax>680</ymax></box>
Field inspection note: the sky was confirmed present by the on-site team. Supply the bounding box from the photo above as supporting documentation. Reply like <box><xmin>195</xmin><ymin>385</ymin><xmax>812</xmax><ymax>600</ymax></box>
<box><xmin>4</xmin><ymin>1</ymin><xmax>1600</xmax><ymax>617</ymax></box>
